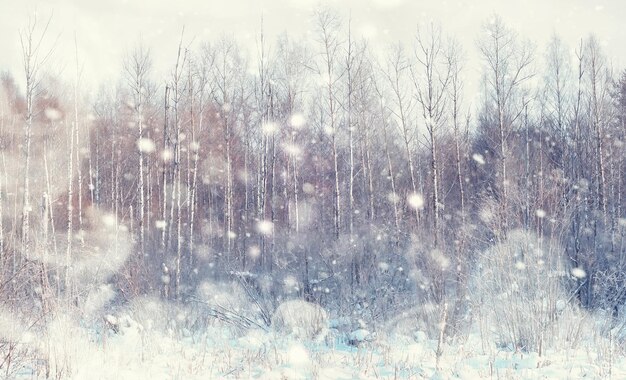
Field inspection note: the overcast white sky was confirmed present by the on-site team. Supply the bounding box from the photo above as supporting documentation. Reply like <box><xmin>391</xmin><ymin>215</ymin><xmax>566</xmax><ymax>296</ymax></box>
<box><xmin>1</xmin><ymin>0</ymin><xmax>624</xmax><ymax>103</ymax></box>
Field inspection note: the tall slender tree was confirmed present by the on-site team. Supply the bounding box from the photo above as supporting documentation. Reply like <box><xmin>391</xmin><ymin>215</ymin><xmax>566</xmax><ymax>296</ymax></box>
<box><xmin>477</xmin><ymin>15</ymin><xmax>534</xmax><ymax>236</ymax></box>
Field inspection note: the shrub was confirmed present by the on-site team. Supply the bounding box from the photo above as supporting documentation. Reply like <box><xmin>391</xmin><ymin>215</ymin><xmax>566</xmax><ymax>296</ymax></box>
<box><xmin>471</xmin><ymin>229</ymin><xmax>568</xmax><ymax>352</ymax></box>
<box><xmin>271</xmin><ymin>300</ymin><xmax>328</xmax><ymax>342</ymax></box>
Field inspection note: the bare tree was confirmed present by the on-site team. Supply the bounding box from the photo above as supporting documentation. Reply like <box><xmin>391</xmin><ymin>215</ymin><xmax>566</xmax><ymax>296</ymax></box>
<box><xmin>382</xmin><ymin>44</ymin><xmax>420</xmax><ymax>226</ymax></box>
<box><xmin>372</xmin><ymin>75</ymin><xmax>401</xmax><ymax>241</ymax></box>
<box><xmin>539</xmin><ymin>35</ymin><xmax>573</xmax><ymax>238</ymax></box>
<box><xmin>123</xmin><ymin>43</ymin><xmax>153</xmax><ymax>257</ymax></box>
<box><xmin>18</xmin><ymin>15</ymin><xmax>58</xmax><ymax>318</ymax></box>
<box><xmin>170</xmin><ymin>30</ymin><xmax>190</xmax><ymax>300</ymax></box>
<box><xmin>585</xmin><ymin>36</ymin><xmax>610</xmax><ymax>224</ymax></box>
<box><xmin>19</xmin><ymin>14</ymin><xmax>55</xmax><ymax>261</ymax></box>
<box><xmin>254</xmin><ymin>19</ymin><xmax>278</xmax><ymax>270</ymax></box>
<box><xmin>207</xmin><ymin>36</ymin><xmax>247</xmax><ymax>262</ymax></box>
<box><xmin>447</xmin><ymin>38</ymin><xmax>470</xmax><ymax>328</ymax></box>
<box><xmin>187</xmin><ymin>51</ymin><xmax>208</xmax><ymax>278</ymax></box>
<box><xmin>411</xmin><ymin>23</ymin><xmax>452</xmax><ymax>248</ymax></box>
<box><xmin>477</xmin><ymin>15</ymin><xmax>534</xmax><ymax>236</ymax></box>
<box><xmin>313</xmin><ymin>8</ymin><xmax>343</xmax><ymax>239</ymax></box>
<box><xmin>343</xmin><ymin>19</ymin><xmax>370</xmax><ymax>286</ymax></box>
<box><xmin>275</xmin><ymin>34</ymin><xmax>309</xmax><ymax>234</ymax></box>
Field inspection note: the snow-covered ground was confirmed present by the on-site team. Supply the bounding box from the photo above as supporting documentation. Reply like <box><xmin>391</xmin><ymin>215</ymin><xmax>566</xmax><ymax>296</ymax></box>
<box><xmin>7</xmin><ymin>305</ymin><xmax>626</xmax><ymax>379</ymax></box>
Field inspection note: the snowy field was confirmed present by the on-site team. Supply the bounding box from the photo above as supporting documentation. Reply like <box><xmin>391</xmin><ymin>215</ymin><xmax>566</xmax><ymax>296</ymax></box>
<box><xmin>3</xmin><ymin>296</ymin><xmax>626</xmax><ymax>380</ymax></box>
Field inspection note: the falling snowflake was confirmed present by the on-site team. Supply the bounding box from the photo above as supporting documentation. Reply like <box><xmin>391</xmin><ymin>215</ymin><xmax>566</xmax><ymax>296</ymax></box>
<box><xmin>302</xmin><ymin>182</ymin><xmax>315</xmax><ymax>194</ymax></box>
<box><xmin>472</xmin><ymin>153</ymin><xmax>486</xmax><ymax>165</ymax></box>
<box><xmin>248</xmin><ymin>245</ymin><xmax>261</xmax><ymax>259</ymax></box>
<box><xmin>387</xmin><ymin>192</ymin><xmax>400</xmax><ymax>204</ymax></box>
<box><xmin>261</xmin><ymin>121</ymin><xmax>279</xmax><ymax>135</ymax></box>
<box><xmin>283</xmin><ymin>275</ymin><xmax>298</xmax><ymax>289</ymax></box>
<box><xmin>282</xmin><ymin>143</ymin><xmax>302</xmax><ymax>156</ymax></box>
<box><xmin>571</xmin><ymin>267</ymin><xmax>586</xmax><ymax>279</ymax></box>
<box><xmin>407</xmin><ymin>193</ymin><xmax>425</xmax><ymax>210</ymax></box>
<box><xmin>256</xmin><ymin>220</ymin><xmax>273</xmax><ymax>236</ymax></box>
<box><xmin>287</xmin><ymin>343</ymin><xmax>310</xmax><ymax>367</ymax></box>
<box><xmin>431</xmin><ymin>250</ymin><xmax>450</xmax><ymax>270</ymax></box>
<box><xmin>44</xmin><ymin>107</ymin><xmax>62</xmax><ymax>121</ymax></box>
<box><xmin>289</xmin><ymin>113</ymin><xmax>306</xmax><ymax>128</ymax></box>
<box><xmin>161</xmin><ymin>149</ymin><xmax>173</xmax><ymax>162</ymax></box>
<box><xmin>137</xmin><ymin>138</ymin><xmax>156</xmax><ymax>153</ymax></box>
<box><xmin>102</xmin><ymin>214</ymin><xmax>116</xmax><ymax>227</ymax></box>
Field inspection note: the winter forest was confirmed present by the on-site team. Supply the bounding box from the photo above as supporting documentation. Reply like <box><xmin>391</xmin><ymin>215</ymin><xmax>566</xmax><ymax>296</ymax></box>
<box><xmin>2</xmin><ymin>3</ymin><xmax>626</xmax><ymax>379</ymax></box>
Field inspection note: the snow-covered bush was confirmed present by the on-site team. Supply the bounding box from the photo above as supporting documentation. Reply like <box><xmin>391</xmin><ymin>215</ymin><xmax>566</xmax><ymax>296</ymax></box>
<box><xmin>472</xmin><ymin>229</ymin><xmax>569</xmax><ymax>352</ymax></box>
<box><xmin>127</xmin><ymin>296</ymin><xmax>178</xmax><ymax>333</ymax></box>
<box><xmin>381</xmin><ymin>302</ymin><xmax>444</xmax><ymax>343</ymax></box>
<box><xmin>271</xmin><ymin>300</ymin><xmax>328</xmax><ymax>341</ymax></box>
<box><xmin>193</xmin><ymin>279</ymin><xmax>272</xmax><ymax>337</ymax></box>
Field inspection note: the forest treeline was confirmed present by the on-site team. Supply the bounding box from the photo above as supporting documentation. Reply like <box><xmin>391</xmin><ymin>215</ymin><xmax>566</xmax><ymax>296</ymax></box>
<box><xmin>1</xmin><ymin>10</ymin><xmax>626</xmax><ymax>349</ymax></box>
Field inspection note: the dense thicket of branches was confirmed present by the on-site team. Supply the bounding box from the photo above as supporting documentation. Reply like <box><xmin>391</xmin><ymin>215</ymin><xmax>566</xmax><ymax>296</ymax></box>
<box><xmin>2</xmin><ymin>12</ymin><xmax>626</xmax><ymax>344</ymax></box>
